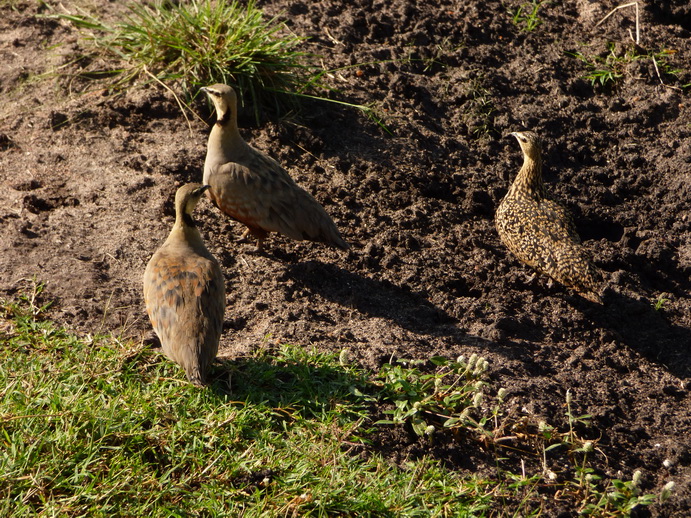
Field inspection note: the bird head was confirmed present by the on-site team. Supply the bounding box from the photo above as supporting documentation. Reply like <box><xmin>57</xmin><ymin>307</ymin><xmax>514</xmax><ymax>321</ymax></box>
<box><xmin>510</xmin><ymin>131</ymin><xmax>543</xmax><ymax>161</ymax></box>
<box><xmin>175</xmin><ymin>184</ymin><xmax>211</xmax><ymax>224</ymax></box>
<box><xmin>201</xmin><ymin>84</ymin><xmax>237</xmax><ymax>125</ymax></box>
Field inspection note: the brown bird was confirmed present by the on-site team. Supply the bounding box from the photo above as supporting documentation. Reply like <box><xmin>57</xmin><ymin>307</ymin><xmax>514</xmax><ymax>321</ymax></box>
<box><xmin>495</xmin><ymin>131</ymin><xmax>603</xmax><ymax>303</ymax></box>
<box><xmin>143</xmin><ymin>183</ymin><xmax>225</xmax><ymax>385</ymax></box>
<box><xmin>201</xmin><ymin>83</ymin><xmax>348</xmax><ymax>251</ymax></box>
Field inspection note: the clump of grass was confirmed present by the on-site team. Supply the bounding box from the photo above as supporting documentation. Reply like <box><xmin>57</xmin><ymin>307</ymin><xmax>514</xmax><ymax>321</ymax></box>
<box><xmin>48</xmin><ymin>0</ymin><xmax>391</xmax><ymax>126</ymax></box>
<box><xmin>568</xmin><ymin>42</ymin><xmax>628</xmax><ymax>87</ymax></box>
<box><xmin>510</xmin><ymin>0</ymin><xmax>548</xmax><ymax>32</ymax></box>
<box><xmin>568</xmin><ymin>42</ymin><xmax>687</xmax><ymax>90</ymax></box>
<box><xmin>50</xmin><ymin>0</ymin><xmax>317</xmax><ymax>118</ymax></box>
<box><xmin>372</xmin><ymin>354</ymin><xmax>490</xmax><ymax>436</ymax></box>
<box><xmin>652</xmin><ymin>294</ymin><xmax>670</xmax><ymax>311</ymax></box>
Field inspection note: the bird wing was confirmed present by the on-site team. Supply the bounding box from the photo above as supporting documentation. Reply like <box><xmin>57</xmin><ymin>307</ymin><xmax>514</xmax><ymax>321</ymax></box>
<box><xmin>497</xmin><ymin>196</ymin><xmax>569</xmax><ymax>273</ymax></box>
<box><xmin>497</xmin><ymin>197</ymin><xmax>602</xmax><ymax>297</ymax></box>
<box><xmin>536</xmin><ymin>197</ymin><xmax>581</xmax><ymax>244</ymax></box>
<box><xmin>143</xmin><ymin>247</ymin><xmax>225</xmax><ymax>365</ymax></box>
<box><xmin>208</xmin><ymin>149</ymin><xmax>346</xmax><ymax>246</ymax></box>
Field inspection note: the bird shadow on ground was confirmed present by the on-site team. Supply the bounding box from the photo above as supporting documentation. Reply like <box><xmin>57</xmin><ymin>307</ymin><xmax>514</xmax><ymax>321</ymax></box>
<box><xmin>597</xmin><ymin>290</ymin><xmax>691</xmax><ymax>380</ymax></box>
<box><xmin>282</xmin><ymin>260</ymin><xmax>460</xmax><ymax>338</ymax></box>
<box><xmin>281</xmin><ymin>258</ymin><xmax>545</xmax><ymax>369</ymax></box>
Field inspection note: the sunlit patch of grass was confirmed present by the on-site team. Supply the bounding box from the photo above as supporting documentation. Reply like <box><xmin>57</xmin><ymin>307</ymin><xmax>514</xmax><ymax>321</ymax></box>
<box><xmin>0</xmin><ymin>287</ymin><xmax>493</xmax><ymax>516</ymax></box>
<box><xmin>0</xmin><ymin>285</ymin><xmax>672</xmax><ymax>516</ymax></box>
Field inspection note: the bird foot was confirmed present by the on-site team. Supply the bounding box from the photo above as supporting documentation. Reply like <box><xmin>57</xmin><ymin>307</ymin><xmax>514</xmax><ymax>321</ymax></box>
<box><xmin>238</xmin><ymin>228</ymin><xmax>265</xmax><ymax>251</ymax></box>
<box><xmin>239</xmin><ymin>228</ymin><xmax>252</xmax><ymax>242</ymax></box>
<box><xmin>524</xmin><ymin>271</ymin><xmax>538</xmax><ymax>284</ymax></box>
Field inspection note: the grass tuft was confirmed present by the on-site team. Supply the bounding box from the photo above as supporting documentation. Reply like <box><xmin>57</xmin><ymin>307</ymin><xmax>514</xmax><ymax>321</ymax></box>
<box><xmin>510</xmin><ymin>0</ymin><xmax>548</xmax><ymax>32</ymax></box>
<box><xmin>45</xmin><ymin>0</ymin><xmax>391</xmax><ymax>128</ymax></box>
<box><xmin>567</xmin><ymin>42</ymin><xmax>688</xmax><ymax>91</ymax></box>
<box><xmin>51</xmin><ymin>0</ymin><xmax>312</xmax><ymax>118</ymax></box>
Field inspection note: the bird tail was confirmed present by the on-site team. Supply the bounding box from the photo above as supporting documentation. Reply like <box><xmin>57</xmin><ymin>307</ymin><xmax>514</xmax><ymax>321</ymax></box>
<box><xmin>578</xmin><ymin>264</ymin><xmax>605</xmax><ymax>304</ymax></box>
<box><xmin>333</xmin><ymin>235</ymin><xmax>350</xmax><ymax>250</ymax></box>
<box><xmin>581</xmin><ymin>289</ymin><xmax>603</xmax><ymax>304</ymax></box>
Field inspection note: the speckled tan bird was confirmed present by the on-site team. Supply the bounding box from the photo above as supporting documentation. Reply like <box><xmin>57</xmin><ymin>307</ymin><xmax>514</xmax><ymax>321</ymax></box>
<box><xmin>143</xmin><ymin>184</ymin><xmax>225</xmax><ymax>385</ymax></box>
<box><xmin>201</xmin><ymin>83</ymin><xmax>348</xmax><ymax>251</ymax></box>
<box><xmin>495</xmin><ymin>131</ymin><xmax>603</xmax><ymax>303</ymax></box>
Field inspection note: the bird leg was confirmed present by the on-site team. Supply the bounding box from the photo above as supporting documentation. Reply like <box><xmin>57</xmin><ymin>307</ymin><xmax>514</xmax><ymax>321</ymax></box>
<box><xmin>239</xmin><ymin>228</ymin><xmax>252</xmax><ymax>242</ymax></box>
<box><xmin>524</xmin><ymin>271</ymin><xmax>538</xmax><ymax>284</ymax></box>
<box><xmin>240</xmin><ymin>227</ymin><xmax>267</xmax><ymax>251</ymax></box>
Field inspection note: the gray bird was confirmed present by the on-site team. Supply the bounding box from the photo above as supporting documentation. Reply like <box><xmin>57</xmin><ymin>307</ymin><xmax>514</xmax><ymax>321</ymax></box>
<box><xmin>495</xmin><ymin>131</ymin><xmax>603</xmax><ymax>303</ymax></box>
<box><xmin>201</xmin><ymin>83</ymin><xmax>348</xmax><ymax>251</ymax></box>
<box><xmin>143</xmin><ymin>183</ymin><xmax>225</xmax><ymax>385</ymax></box>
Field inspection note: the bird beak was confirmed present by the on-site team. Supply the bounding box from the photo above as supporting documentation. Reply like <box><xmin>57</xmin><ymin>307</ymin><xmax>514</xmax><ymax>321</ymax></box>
<box><xmin>200</xmin><ymin>86</ymin><xmax>209</xmax><ymax>95</ymax></box>
<box><xmin>507</xmin><ymin>132</ymin><xmax>518</xmax><ymax>138</ymax></box>
<box><xmin>195</xmin><ymin>185</ymin><xmax>211</xmax><ymax>197</ymax></box>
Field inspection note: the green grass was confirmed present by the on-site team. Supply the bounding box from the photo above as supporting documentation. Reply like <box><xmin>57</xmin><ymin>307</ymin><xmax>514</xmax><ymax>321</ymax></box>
<box><xmin>0</xmin><ymin>285</ymin><xmax>670</xmax><ymax>516</ymax></box>
<box><xmin>568</xmin><ymin>43</ymin><xmax>688</xmax><ymax>90</ymax></box>
<box><xmin>510</xmin><ymin>1</ymin><xmax>548</xmax><ymax>32</ymax></box>
<box><xmin>49</xmin><ymin>0</ymin><xmax>314</xmax><ymax>118</ymax></box>
<box><xmin>0</xmin><ymin>287</ymin><xmax>492</xmax><ymax>516</ymax></box>
<box><xmin>652</xmin><ymin>295</ymin><xmax>669</xmax><ymax>311</ymax></box>
<box><xmin>43</xmin><ymin>0</ymin><xmax>393</xmax><ymax>128</ymax></box>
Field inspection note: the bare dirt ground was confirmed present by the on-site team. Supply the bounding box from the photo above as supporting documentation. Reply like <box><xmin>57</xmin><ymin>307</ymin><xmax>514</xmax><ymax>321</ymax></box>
<box><xmin>1</xmin><ymin>0</ymin><xmax>690</xmax><ymax>515</ymax></box>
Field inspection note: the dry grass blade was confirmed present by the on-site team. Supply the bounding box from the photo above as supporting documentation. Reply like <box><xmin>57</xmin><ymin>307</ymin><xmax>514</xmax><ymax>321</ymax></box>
<box><xmin>595</xmin><ymin>2</ymin><xmax>640</xmax><ymax>45</ymax></box>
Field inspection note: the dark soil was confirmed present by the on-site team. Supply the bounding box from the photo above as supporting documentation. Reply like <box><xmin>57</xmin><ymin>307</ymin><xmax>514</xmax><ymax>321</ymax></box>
<box><xmin>1</xmin><ymin>1</ymin><xmax>690</xmax><ymax>515</ymax></box>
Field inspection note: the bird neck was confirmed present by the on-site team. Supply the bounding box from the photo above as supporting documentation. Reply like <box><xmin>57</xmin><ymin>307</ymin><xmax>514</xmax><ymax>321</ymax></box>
<box><xmin>207</xmin><ymin>117</ymin><xmax>247</xmax><ymax>159</ymax></box>
<box><xmin>216</xmin><ymin>108</ymin><xmax>232</xmax><ymax>127</ymax></box>
<box><xmin>510</xmin><ymin>154</ymin><xmax>546</xmax><ymax>198</ymax></box>
<box><xmin>170</xmin><ymin>219</ymin><xmax>205</xmax><ymax>247</ymax></box>
<box><xmin>181</xmin><ymin>212</ymin><xmax>196</xmax><ymax>228</ymax></box>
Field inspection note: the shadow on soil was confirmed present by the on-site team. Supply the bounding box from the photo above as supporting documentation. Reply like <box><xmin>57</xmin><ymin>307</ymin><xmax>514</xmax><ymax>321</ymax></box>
<box><xmin>599</xmin><ymin>290</ymin><xmax>691</xmax><ymax>380</ymax></box>
<box><xmin>284</xmin><ymin>260</ymin><xmax>458</xmax><ymax>336</ymax></box>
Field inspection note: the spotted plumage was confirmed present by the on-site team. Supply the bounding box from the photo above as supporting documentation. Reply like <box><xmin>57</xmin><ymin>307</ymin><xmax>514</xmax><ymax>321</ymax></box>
<box><xmin>143</xmin><ymin>184</ymin><xmax>225</xmax><ymax>385</ymax></box>
<box><xmin>495</xmin><ymin>131</ymin><xmax>603</xmax><ymax>303</ymax></box>
<box><xmin>201</xmin><ymin>83</ymin><xmax>348</xmax><ymax>251</ymax></box>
